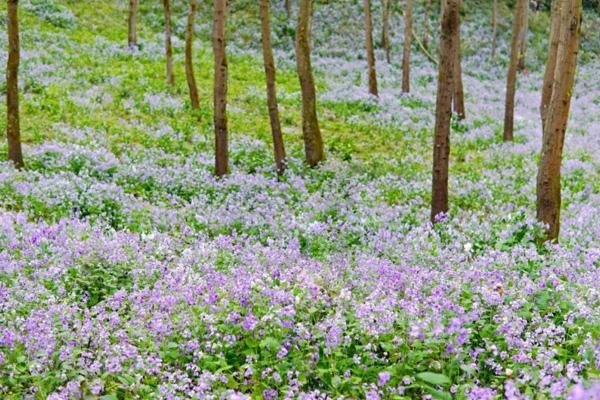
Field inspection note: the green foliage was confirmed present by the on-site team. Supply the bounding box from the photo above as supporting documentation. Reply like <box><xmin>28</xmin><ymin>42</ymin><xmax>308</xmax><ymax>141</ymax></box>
<box><xmin>23</xmin><ymin>0</ymin><xmax>76</xmax><ymax>28</ymax></box>
<box><xmin>63</xmin><ymin>260</ymin><xmax>133</xmax><ymax>307</ymax></box>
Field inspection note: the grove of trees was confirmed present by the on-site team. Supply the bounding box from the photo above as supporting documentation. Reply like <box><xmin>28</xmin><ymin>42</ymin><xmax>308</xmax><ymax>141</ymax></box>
<box><xmin>3</xmin><ymin>0</ymin><xmax>589</xmax><ymax>242</ymax></box>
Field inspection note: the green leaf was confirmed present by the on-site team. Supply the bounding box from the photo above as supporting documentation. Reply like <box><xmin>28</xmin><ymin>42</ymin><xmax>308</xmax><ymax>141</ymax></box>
<box><xmin>459</xmin><ymin>364</ymin><xmax>475</xmax><ymax>375</ymax></box>
<box><xmin>332</xmin><ymin>375</ymin><xmax>342</xmax><ymax>388</ymax></box>
<box><xmin>259</xmin><ymin>337</ymin><xmax>279</xmax><ymax>351</ymax></box>
<box><xmin>416</xmin><ymin>372</ymin><xmax>451</xmax><ymax>386</ymax></box>
<box><xmin>422</xmin><ymin>385</ymin><xmax>452</xmax><ymax>400</ymax></box>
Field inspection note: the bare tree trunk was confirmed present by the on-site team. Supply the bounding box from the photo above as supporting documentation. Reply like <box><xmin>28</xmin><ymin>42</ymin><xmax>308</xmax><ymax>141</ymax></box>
<box><xmin>260</xmin><ymin>0</ymin><xmax>287</xmax><ymax>175</ymax></box>
<box><xmin>185</xmin><ymin>0</ymin><xmax>200</xmax><ymax>109</ymax></box>
<box><xmin>536</xmin><ymin>0</ymin><xmax>581</xmax><ymax>241</ymax></box>
<box><xmin>517</xmin><ymin>4</ymin><xmax>529</xmax><ymax>72</ymax></box>
<box><xmin>364</xmin><ymin>0</ymin><xmax>378</xmax><ymax>96</ymax></box>
<box><xmin>423</xmin><ymin>0</ymin><xmax>432</xmax><ymax>50</ymax></box>
<box><xmin>381</xmin><ymin>0</ymin><xmax>391</xmax><ymax>63</ymax></box>
<box><xmin>503</xmin><ymin>0</ymin><xmax>528</xmax><ymax>141</ymax></box>
<box><xmin>431</xmin><ymin>0</ymin><xmax>459</xmax><ymax>223</ymax></box>
<box><xmin>491</xmin><ymin>0</ymin><xmax>498</xmax><ymax>58</ymax></box>
<box><xmin>452</xmin><ymin>0</ymin><xmax>465</xmax><ymax>120</ymax></box>
<box><xmin>128</xmin><ymin>0</ymin><xmax>138</xmax><ymax>49</ymax></box>
<box><xmin>285</xmin><ymin>0</ymin><xmax>291</xmax><ymax>18</ymax></box>
<box><xmin>163</xmin><ymin>0</ymin><xmax>174</xmax><ymax>86</ymax></box>
<box><xmin>296</xmin><ymin>0</ymin><xmax>324</xmax><ymax>166</ymax></box>
<box><xmin>213</xmin><ymin>0</ymin><xmax>229</xmax><ymax>176</ymax></box>
<box><xmin>540</xmin><ymin>0</ymin><xmax>561</xmax><ymax>128</ymax></box>
<box><xmin>6</xmin><ymin>0</ymin><xmax>24</xmax><ymax>169</ymax></box>
<box><xmin>402</xmin><ymin>0</ymin><xmax>413</xmax><ymax>93</ymax></box>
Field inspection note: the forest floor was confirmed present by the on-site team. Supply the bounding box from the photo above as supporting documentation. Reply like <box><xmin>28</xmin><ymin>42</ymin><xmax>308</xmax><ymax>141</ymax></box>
<box><xmin>1</xmin><ymin>0</ymin><xmax>600</xmax><ymax>399</ymax></box>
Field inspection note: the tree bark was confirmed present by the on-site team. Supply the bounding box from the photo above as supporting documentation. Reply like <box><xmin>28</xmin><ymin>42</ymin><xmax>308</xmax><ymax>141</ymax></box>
<box><xmin>517</xmin><ymin>4</ymin><xmax>529</xmax><ymax>72</ymax></box>
<box><xmin>536</xmin><ymin>0</ymin><xmax>581</xmax><ymax>241</ymax></box>
<box><xmin>423</xmin><ymin>0</ymin><xmax>432</xmax><ymax>50</ymax></box>
<box><xmin>452</xmin><ymin>0</ymin><xmax>465</xmax><ymax>119</ymax></box>
<box><xmin>295</xmin><ymin>0</ymin><xmax>324</xmax><ymax>166</ymax></box>
<box><xmin>540</xmin><ymin>0</ymin><xmax>561</xmax><ymax>128</ymax></box>
<box><xmin>431</xmin><ymin>0</ymin><xmax>459</xmax><ymax>223</ymax></box>
<box><xmin>285</xmin><ymin>0</ymin><xmax>291</xmax><ymax>19</ymax></box>
<box><xmin>491</xmin><ymin>0</ymin><xmax>498</xmax><ymax>58</ymax></box>
<box><xmin>260</xmin><ymin>0</ymin><xmax>287</xmax><ymax>175</ymax></box>
<box><xmin>213</xmin><ymin>0</ymin><xmax>229</xmax><ymax>176</ymax></box>
<box><xmin>402</xmin><ymin>0</ymin><xmax>413</xmax><ymax>93</ymax></box>
<box><xmin>128</xmin><ymin>0</ymin><xmax>138</xmax><ymax>49</ymax></box>
<box><xmin>381</xmin><ymin>0</ymin><xmax>391</xmax><ymax>63</ymax></box>
<box><xmin>163</xmin><ymin>0</ymin><xmax>175</xmax><ymax>86</ymax></box>
<box><xmin>364</xmin><ymin>0</ymin><xmax>378</xmax><ymax>96</ymax></box>
<box><xmin>6</xmin><ymin>0</ymin><xmax>24</xmax><ymax>169</ymax></box>
<box><xmin>185</xmin><ymin>0</ymin><xmax>200</xmax><ymax>109</ymax></box>
<box><xmin>502</xmin><ymin>0</ymin><xmax>528</xmax><ymax>141</ymax></box>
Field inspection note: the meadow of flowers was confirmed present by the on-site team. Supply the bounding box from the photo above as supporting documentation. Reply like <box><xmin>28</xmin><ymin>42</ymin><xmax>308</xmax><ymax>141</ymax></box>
<box><xmin>0</xmin><ymin>0</ymin><xmax>600</xmax><ymax>399</ymax></box>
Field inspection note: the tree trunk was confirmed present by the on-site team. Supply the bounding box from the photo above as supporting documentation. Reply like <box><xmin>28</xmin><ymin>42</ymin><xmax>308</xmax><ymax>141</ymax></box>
<box><xmin>536</xmin><ymin>0</ymin><xmax>581</xmax><ymax>241</ymax></box>
<box><xmin>128</xmin><ymin>0</ymin><xmax>138</xmax><ymax>49</ymax></box>
<box><xmin>431</xmin><ymin>0</ymin><xmax>459</xmax><ymax>223</ymax></box>
<box><xmin>452</xmin><ymin>0</ymin><xmax>465</xmax><ymax>119</ymax></box>
<box><xmin>423</xmin><ymin>0</ymin><xmax>432</xmax><ymax>50</ymax></box>
<box><xmin>502</xmin><ymin>0</ymin><xmax>528</xmax><ymax>141</ymax></box>
<box><xmin>163</xmin><ymin>0</ymin><xmax>174</xmax><ymax>86</ymax></box>
<box><xmin>540</xmin><ymin>0</ymin><xmax>561</xmax><ymax>128</ymax></box>
<box><xmin>285</xmin><ymin>0</ymin><xmax>291</xmax><ymax>19</ymax></box>
<box><xmin>381</xmin><ymin>0</ymin><xmax>391</xmax><ymax>63</ymax></box>
<box><xmin>296</xmin><ymin>0</ymin><xmax>324</xmax><ymax>166</ymax></box>
<box><xmin>364</xmin><ymin>0</ymin><xmax>378</xmax><ymax>96</ymax></box>
<box><xmin>402</xmin><ymin>0</ymin><xmax>413</xmax><ymax>93</ymax></box>
<box><xmin>6</xmin><ymin>0</ymin><xmax>24</xmax><ymax>169</ymax></box>
<box><xmin>260</xmin><ymin>0</ymin><xmax>287</xmax><ymax>175</ymax></box>
<box><xmin>491</xmin><ymin>0</ymin><xmax>498</xmax><ymax>58</ymax></box>
<box><xmin>185</xmin><ymin>0</ymin><xmax>200</xmax><ymax>109</ymax></box>
<box><xmin>417</xmin><ymin>0</ymin><xmax>431</xmax><ymax>50</ymax></box>
<box><xmin>213</xmin><ymin>0</ymin><xmax>229</xmax><ymax>176</ymax></box>
<box><xmin>517</xmin><ymin>4</ymin><xmax>529</xmax><ymax>72</ymax></box>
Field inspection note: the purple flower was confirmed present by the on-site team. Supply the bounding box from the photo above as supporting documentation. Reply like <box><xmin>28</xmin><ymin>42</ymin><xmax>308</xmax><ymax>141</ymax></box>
<box><xmin>263</xmin><ymin>389</ymin><xmax>278</xmax><ymax>400</ymax></box>
<box><xmin>241</xmin><ymin>313</ymin><xmax>258</xmax><ymax>331</ymax></box>
<box><xmin>366</xmin><ymin>389</ymin><xmax>381</xmax><ymax>400</ymax></box>
<box><xmin>378</xmin><ymin>371</ymin><xmax>391</xmax><ymax>387</ymax></box>
<box><xmin>468</xmin><ymin>386</ymin><xmax>497</xmax><ymax>400</ymax></box>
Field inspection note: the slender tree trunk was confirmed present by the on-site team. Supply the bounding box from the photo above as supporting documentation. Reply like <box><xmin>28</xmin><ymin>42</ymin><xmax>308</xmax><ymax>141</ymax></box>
<box><xmin>6</xmin><ymin>0</ymin><xmax>24</xmax><ymax>169</ymax></box>
<box><xmin>491</xmin><ymin>0</ymin><xmax>498</xmax><ymax>58</ymax></box>
<box><xmin>185</xmin><ymin>0</ymin><xmax>200</xmax><ymax>109</ymax></box>
<box><xmin>503</xmin><ymin>0</ymin><xmax>528</xmax><ymax>141</ymax></box>
<box><xmin>517</xmin><ymin>4</ymin><xmax>529</xmax><ymax>72</ymax></box>
<box><xmin>285</xmin><ymin>0</ymin><xmax>291</xmax><ymax>19</ymax></box>
<box><xmin>423</xmin><ymin>0</ymin><xmax>432</xmax><ymax>50</ymax></box>
<box><xmin>452</xmin><ymin>0</ymin><xmax>465</xmax><ymax>120</ymax></box>
<box><xmin>260</xmin><ymin>0</ymin><xmax>287</xmax><ymax>175</ymax></box>
<box><xmin>402</xmin><ymin>0</ymin><xmax>413</xmax><ymax>93</ymax></box>
<box><xmin>364</xmin><ymin>0</ymin><xmax>378</xmax><ymax>96</ymax></box>
<box><xmin>213</xmin><ymin>0</ymin><xmax>229</xmax><ymax>176</ymax></box>
<box><xmin>163</xmin><ymin>0</ymin><xmax>174</xmax><ymax>86</ymax></box>
<box><xmin>431</xmin><ymin>0</ymin><xmax>459</xmax><ymax>223</ymax></box>
<box><xmin>540</xmin><ymin>0</ymin><xmax>561</xmax><ymax>128</ymax></box>
<box><xmin>536</xmin><ymin>0</ymin><xmax>581</xmax><ymax>241</ymax></box>
<box><xmin>296</xmin><ymin>0</ymin><xmax>324</xmax><ymax>166</ymax></box>
<box><xmin>381</xmin><ymin>0</ymin><xmax>391</xmax><ymax>63</ymax></box>
<box><xmin>128</xmin><ymin>0</ymin><xmax>138</xmax><ymax>49</ymax></box>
